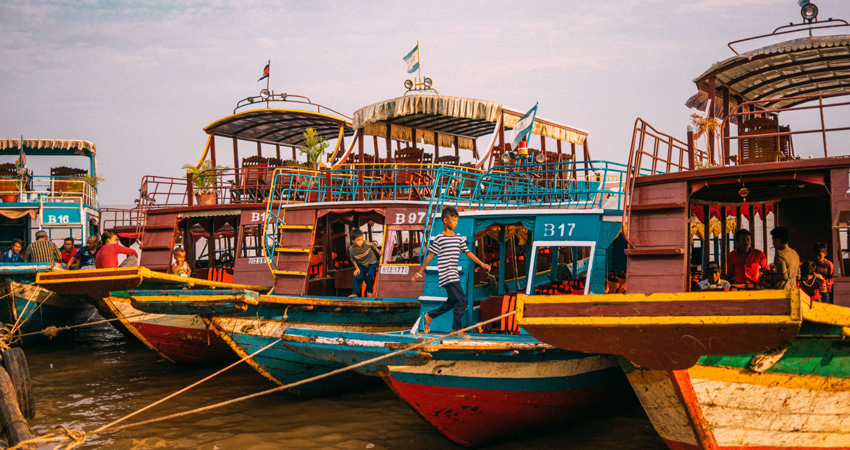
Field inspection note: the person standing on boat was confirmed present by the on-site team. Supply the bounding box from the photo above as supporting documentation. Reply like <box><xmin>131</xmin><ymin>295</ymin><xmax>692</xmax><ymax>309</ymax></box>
<box><xmin>95</xmin><ymin>231</ymin><xmax>138</xmax><ymax>269</ymax></box>
<box><xmin>763</xmin><ymin>226</ymin><xmax>799</xmax><ymax>290</ymax></box>
<box><xmin>69</xmin><ymin>235</ymin><xmax>99</xmax><ymax>270</ymax></box>
<box><xmin>25</xmin><ymin>230</ymin><xmax>62</xmax><ymax>263</ymax></box>
<box><xmin>60</xmin><ymin>237</ymin><xmax>76</xmax><ymax>267</ymax></box>
<box><xmin>726</xmin><ymin>229</ymin><xmax>769</xmax><ymax>286</ymax></box>
<box><xmin>0</xmin><ymin>239</ymin><xmax>25</xmax><ymax>263</ymax></box>
<box><xmin>412</xmin><ymin>206</ymin><xmax>491</xmax><ymax>337</ymax></box>
<box><xmin>348</xmin><ymin>229</ymin><xmax>379</xmax><ymax>298</ymax></box>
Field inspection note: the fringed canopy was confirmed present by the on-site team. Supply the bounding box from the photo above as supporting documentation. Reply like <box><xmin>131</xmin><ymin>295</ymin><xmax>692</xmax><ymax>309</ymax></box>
<box><xmin>0</xmin><ymin>139</ymin><xmax>96</xmax><ymax>157</ymax></box>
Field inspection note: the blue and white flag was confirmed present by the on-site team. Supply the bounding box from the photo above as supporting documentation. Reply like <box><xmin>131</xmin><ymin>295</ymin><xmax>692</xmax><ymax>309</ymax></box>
<box><xmin>403</xmin><ymin>44</ymin><xmax>419</xmax><ymax>73</ymax></box>
<box><xmin>798</xmin><ymin>0</ymin><xmax>809</xmax><ymax>6</ymax></box>
<box><xmin>510</xmin><ymin>103</ymin><xmax>538</xmax><ymax>150</ymax></box>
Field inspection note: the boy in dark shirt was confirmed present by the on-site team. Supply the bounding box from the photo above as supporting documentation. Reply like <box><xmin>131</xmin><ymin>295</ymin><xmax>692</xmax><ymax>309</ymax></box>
<box><xmin>348</xmin><ymin>229</ymin><xmax>380</xmax><ymax>298</ymax></box>
<box><xmin>412</xmin><ymin>207</ymin><xmax>490</xmax><ymax>337</ymax></box>
<box><xmin>813</xmin><ymin>242</ymin><xmax>834</xmax><ymax>303</ymax></box>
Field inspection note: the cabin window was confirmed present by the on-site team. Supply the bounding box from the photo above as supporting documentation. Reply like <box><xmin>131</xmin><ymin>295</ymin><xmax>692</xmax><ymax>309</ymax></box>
<box><xmin>527</xmin><ymin>245</ymin><xmax>594</xmax><ymax>295</ymax></box>
<box><xmin>475</xmin><ymin>225</ymin><xmax>530</xmax><ymax>293</ymax></box>
<box><xmin>240</xmin><ymin>224</ymin><xmax>263</xmax><ymax>258</ymax></box>
<box><xmin>383</xmin><ymin>229</ymin><xmax>423</xmax><ymax>264</ymax></box>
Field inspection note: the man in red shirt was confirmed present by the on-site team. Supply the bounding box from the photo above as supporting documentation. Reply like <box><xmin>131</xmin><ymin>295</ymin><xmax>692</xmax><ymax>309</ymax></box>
<box><xmin>60</xmin><ymin>237</ymin><xmax>76</xmax><ymax>266</ymax></box>
<box><xmin>727</xmin><ymin>229</ymin><xmax>769</xmax><ymax>286</ymax></box>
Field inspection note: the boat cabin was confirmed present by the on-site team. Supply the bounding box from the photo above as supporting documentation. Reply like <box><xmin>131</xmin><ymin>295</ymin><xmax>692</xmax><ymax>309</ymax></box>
<box><xmin>0</xmin><ymin>139</ymin><xmax>99</xmax><ymax>252</ymax></box>
<box><xmin>622</xmin><ymin>20</ymin><xmax>850</xmax><ymax>306</ymax></box>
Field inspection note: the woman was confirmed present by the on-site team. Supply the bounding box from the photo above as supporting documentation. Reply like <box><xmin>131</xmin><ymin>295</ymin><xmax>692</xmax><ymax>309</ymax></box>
<box><xmin>95</xmin><ymin>231</ymin><xmax>138</xmax><ymax>269</ymax></box>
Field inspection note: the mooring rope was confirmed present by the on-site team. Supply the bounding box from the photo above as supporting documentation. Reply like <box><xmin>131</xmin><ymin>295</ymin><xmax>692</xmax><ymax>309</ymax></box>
<box><xmin>16</xmin><ymin>312</ymin><xmax>153</xmax><ymax>340</ymax></box>
<box><xmin>11</xmin><ymin>311</ymin><xmax>519</xmax><ymax>449</ymax></box>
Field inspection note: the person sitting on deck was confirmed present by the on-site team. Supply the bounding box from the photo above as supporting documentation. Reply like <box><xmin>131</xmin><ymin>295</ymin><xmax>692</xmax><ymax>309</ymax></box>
<box><xmin>95</xmin><ymin>231</ymin><xmax>138</xmax><ymax>269</ymax></box>
<box><xmin>69</xmin><ymin>235</ymin><xmax>99</xmax><ymax>270</ymax></box>
<box><xmin>0</xmin><ymin>239</ymin><xmax>25</xmax><ymax>263</ymax></box>
<box><xmin>60</xmin><ymin>237</ymin><xmax>77</xmax><ymax>267</ymax></box>
<box><xmin>762</xmin><ymin>226</ymin><xmax>800</xmax><ymax>290</ymax></box>
<box><xmin>798</xmin><ymin>260</ymin><xmax>825</xmax><ymax>302</ymax></box>
<box><xmin>348</xmin><ymin>229</ymin><xmax>380</xmax><ymax>298</ymax></box>
<box><xmin>726</xmin><ymin>229</ymin><xmax>769</xmax><ymax>286</ymax></box>
<box><xmin>25</xmin><ymin>230</ymin><xmax>62</xmax><ymax>264</ymax></box>
<box><xmin>172</xmin><ymin>247</ymin><xmax>191</xmax><ymax>277</ymax></box>
<box><xmin>698</xmin><ymin>263</ymin><xmax>730</xmax><ymax>291</ymax></box>
<box><xmin>813</xmin><ymin>242</ymin><xmax>834</xmax><ymax>304</ymax></box>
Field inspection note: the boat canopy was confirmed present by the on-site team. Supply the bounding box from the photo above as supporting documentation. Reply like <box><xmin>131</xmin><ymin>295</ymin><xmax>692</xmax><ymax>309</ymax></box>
<box><xmin>352</xmin><ymin>95</ymin><xmax>587</xmax><ymax>151</ymax></box>
<box><xmin>687</xmin><ymin>35</ymin><xmax>850</xmax><ymax>112</ymax></box>
<box><xmin>203</xmin><ymin>109</ymin><xmax>354</xmax><ymax>147</ymax></box>
<box><xmin>0</xmin><ymin>139</ymin><xmax>96</xmax><ymax>158</ymax></box>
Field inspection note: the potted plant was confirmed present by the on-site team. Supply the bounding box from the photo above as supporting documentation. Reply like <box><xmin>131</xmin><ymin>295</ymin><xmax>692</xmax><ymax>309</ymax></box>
<box><xmin>300</xmin><ymin>128</ymin><xmax>329</xmax><ymax>170</ymax></box>
<box><xmin>182</xmin><ymin>160</ymin><xmax>227</xmax><ymax>205</ymax></box>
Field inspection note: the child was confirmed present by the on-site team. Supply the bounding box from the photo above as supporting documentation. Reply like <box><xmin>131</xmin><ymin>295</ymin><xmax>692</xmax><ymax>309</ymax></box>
<box><xmin>799</xmin><ymin>261</ymin><xmax>825</xmax><ymax>302</ymax></box>
<box><xmin>348</xmin><ymin>229</ymin><xmax>379</xmax><ymax>297</ymax></box>
<box><xmin>411</xmin><ymin>206</ymin><xmax>491</xmax><ymax>337</ymax></box>
<box><xmin>698</xmin><ymin>263</ymin><xmax>731</xmax><ymax>291</ymax></box>
<box><xmin>813</xmin><ymin>242</ymin><xmax>834</xmax><ymax>303</ymax></box>
<box><xmin>0</xmin><ymin>239</ymin><xmax>25</xmax><ymax>263</ymax></box>
<box><xmin>172</xmin><ymin>247</ymin><xmax>191</xmax><ymax>277</ymax></box>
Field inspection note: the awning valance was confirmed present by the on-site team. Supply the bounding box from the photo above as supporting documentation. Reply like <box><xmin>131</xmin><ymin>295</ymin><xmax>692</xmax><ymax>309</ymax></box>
<box><xmin>0</xmin><ymin>139</ymin><xmax>96</xmax><ymax>158</ymax></box>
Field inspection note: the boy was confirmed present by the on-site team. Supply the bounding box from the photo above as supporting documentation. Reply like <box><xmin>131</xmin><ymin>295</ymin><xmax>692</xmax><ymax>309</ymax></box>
<box><xmin>813</xmin><ymin>242</ymin><xmax>834</xmax><ymax>303</ymax></box>
<box><xmin>698</xmin><ymin>263</ymin><xmax>731</xmax><ymax>290</ymax></box>
<box><xmin>799</xmin><ymin>261</ymin><xmax>825</xmax><ymax>302</ymax></box>
<box><xmin>411</xmin><ymin>207</ymin><xmax>491</xmax><ymax>337</ymax></box>
<box><xmin>348</xmin><ymin>229</ymin><xmax>380</xmax><ymax>298</ymax></box>
<box><xmin>0</xmin><ymin>239</ymin><xmax>25</xmax><ymax>263</ymax></box>
<box><xmin>60</xmin><ymin>237</ymin><xmax>76</xmax><ymax>267</ymax></box>
<box><xmin>726</xmin><ymin>229</ymin><xmax>769</xmax><ymax>285</ymax></box>
<box><xmin>763</xmin><ymin>226</ymin><xmax>799</xmax><ymax>290</ymax></box>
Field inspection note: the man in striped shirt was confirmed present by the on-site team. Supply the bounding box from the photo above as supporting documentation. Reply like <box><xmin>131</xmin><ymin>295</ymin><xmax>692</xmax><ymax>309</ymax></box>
<box><xmin>25</xmin><ymin>230</ymin><xmax>62</xmax><ymax>264</ymax></box>
<box><xmin>412</xmin><ymin>206</ymin><xmax>490</xmax><ymax>337</ymax></box>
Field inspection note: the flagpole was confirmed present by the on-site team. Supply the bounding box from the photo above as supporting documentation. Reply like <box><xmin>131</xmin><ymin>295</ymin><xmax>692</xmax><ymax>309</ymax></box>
<box><xmin>416</xmin><ymin>40</ymin><xmax>421</xmax><ymax>86</ymax></box>
<box><xmin>266</xmin><ymin>60</ymin><xmax>271</xmax><ymax>108</ymax></box>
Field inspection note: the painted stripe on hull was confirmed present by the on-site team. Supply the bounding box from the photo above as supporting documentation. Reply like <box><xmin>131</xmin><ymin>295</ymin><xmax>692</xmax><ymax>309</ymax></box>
<box><xmin>104</xmin><ymin>297</ymin><xmax>233</xmax><ymax>364</ymax></box>
<box><xmin>630</xmin><ymin>365</ymin><xmax>850</xmax><ymax>449</ymax></box>
<box><xmin>386</xmin><ymin>376</ymin><xmax>622</xmax><ymax>447</ymax></box>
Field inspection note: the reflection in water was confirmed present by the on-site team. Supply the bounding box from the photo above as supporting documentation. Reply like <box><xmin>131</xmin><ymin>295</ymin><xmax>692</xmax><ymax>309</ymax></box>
<box><xmin>26</xmin><ymin>319</ymin><xmax>666</xmax><ymax>449</ymax></box>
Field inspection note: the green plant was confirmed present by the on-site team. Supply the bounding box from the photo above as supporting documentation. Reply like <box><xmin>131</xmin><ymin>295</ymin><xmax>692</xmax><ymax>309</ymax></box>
<box><xmin>182</xmin><ymin>160</ymin><xmax>227</xmax><ymax>194</ymax></box>
<box><xmin>300</xmin><ymin>128</ymin><xmax>329</xmax><ymax>170</ymax></box>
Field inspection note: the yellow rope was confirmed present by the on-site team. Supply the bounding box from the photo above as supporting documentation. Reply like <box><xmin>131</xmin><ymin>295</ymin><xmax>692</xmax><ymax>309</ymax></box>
<box><xmin>16</xmin><ymin>313</ymin><xmax>152</xmax><ymax>339</ymax></box>
<box><xmin>16</xmin><ymin>311</ymin><xmax>518</xmax><ymax>447</ymax></box>
<box><xmin>8</xmin><ymin>425</ymin><xmax>86</xmax><ymax>450</ymax></box>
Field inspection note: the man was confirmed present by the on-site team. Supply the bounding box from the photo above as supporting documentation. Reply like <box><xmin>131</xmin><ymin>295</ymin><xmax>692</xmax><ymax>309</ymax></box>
<box><xmin>25</xmin><ymin>230</ymin><xmax>62</xmax><ymax>263</ymax></box>
<box><xmin>698</xmin><ymin>263</ymin><xmax>731</xmax><ymax>290</ymax></box>
<box><xmin>60</xmin><ymin>237</ymin><xmax>77</xmax><ymax>266</ymax></box>
<box><xmin>68</xmin><ymin>235</ymin><xmax>99</xmax><ymax>270</ymax></box>
<box><xmin>764</xmin><ymin>226</ymin><xmax>800</xmax><ymax>290</ymax></box>
<box><xmin>726</xmin><ymin>229</ymin><xmax>769</xmax><ymax>285</ymax></box>
<box><xmin>0</xmin><ymin>239</ymin><xmax>25</xmax><ymax>263</ymax></box>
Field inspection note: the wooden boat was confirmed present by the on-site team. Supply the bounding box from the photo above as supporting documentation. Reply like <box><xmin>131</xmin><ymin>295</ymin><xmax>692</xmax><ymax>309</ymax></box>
<box><xmin>518</xmin><ymin>8</ymin><xmax>850</xmax><ymax>450</ymax></box>
<box><xmin>129</xmin><ymin>92</ymin><xmax>606</xmax><ymax>398</ymax></box>
<box><xmin>36</xmin><ymin>267</ymin><xmax>268</xmax><ymax>363</ymax></box>
<box><xmin>273</xmin><ymin>150</ymin><xmax>635</xmax><ymax>445</ymax></box>
<box><xmin>0</xmin><ymin>139</ymin><xmax>101</xmax><ymax>345</ymax></box>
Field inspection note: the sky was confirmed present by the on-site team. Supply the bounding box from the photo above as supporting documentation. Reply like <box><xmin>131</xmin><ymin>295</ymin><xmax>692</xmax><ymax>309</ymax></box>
<box><xmin>1</xmin><ymin>0</ymin><xmax>847</xmax><ymax>205</ymax></box>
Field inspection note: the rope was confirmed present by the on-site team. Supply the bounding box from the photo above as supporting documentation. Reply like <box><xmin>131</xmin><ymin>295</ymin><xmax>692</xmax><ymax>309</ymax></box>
<box><xmin>15</xmin><ymin>313</ymin><xmax>153</xmax><ymax>339</ymax></box>
<box><xmin>8</xmin><ymin>425</ymin><xmax>86</xmax><ymax>450</ymax></box>
<box><xmin>16</xmin><ymin>311</ymin><xmax>518</xmax><ymax>447</ymax></box>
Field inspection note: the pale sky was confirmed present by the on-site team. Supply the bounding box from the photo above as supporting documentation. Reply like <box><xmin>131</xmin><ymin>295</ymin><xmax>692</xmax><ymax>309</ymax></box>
<box><xmin>1</xmin><ymin>0</ymin><xmax>847</xmax><ymax>205</ymax></box>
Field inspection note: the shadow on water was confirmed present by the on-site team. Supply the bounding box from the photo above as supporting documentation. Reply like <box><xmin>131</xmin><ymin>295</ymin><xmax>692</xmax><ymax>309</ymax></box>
<box><xmin>23</xmin><ymin>318</ymin><xmax>667</xmax><ymax>449</ymax></box>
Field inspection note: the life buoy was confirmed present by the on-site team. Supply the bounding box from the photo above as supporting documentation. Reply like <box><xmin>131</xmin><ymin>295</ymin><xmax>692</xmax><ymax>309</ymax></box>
<box><xmin>2</xmin><ymin>347</ymin><xmax>34</xmax><ymax>419</ymax></box>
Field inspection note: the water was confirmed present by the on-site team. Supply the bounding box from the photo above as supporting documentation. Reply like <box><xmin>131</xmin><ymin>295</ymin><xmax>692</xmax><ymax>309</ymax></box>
<box><xmin>24</xmin><ymin>321</ymin><xmax>667</xmax><ymax>449</ymax></box>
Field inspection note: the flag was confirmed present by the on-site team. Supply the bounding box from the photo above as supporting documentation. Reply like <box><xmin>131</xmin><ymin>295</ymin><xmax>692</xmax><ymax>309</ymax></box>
<box><xmin>798</xmin><ymin>0</ymin><xmax>809</xmax><ymax>6</ymax></box>
<box><xmin>510</xmin><ymin>103</ymin><xmax>539</xmax><ymax>150</ymax></box>
<box><xmin>258</xmin><ymin>63</ymin><xmax>269</xmax><ymax>82</ymax></box>
<box><xmin>403</xmin><ymin>44</ymin><xmax>419</xmax><ymax>74</ymax></box>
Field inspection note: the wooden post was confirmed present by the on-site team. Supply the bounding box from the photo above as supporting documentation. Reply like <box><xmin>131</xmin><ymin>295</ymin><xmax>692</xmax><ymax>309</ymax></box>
<box><xmin>257</xmin><ymin>141</ymin><xmax>262</xmax><ymax>157</ymax></box>
<box><xmin>291</xmin><ymin>146</ymin><xmax>296</xmax><ymax>160</ymax></box>
<box><xmin>472</xmin><ymin>140</ymin><xmax>478</xmax><ymax>160</ymax></box>
<box><xmin>232</xmin><ymin>137</ymin><xmax>239</xmax><ymax>170</ymax></box>
<box><xmin>707</xmin><ymin>76</ymin><xmax>716</xmax><ymax>165</ymax></box>
<box><xmin>687</xmin><ymin>127</ymin><xmax>696</xmax><ymax>170</ymax></box>
<box><xmin>434</xmin><ymin>131</ymin><xmax>440</xmax><ymax>159</ymax></box>
<box><xmin>0</xmin><ymin>367</ymin><xmax>33</xmax><ymax>448</ymax></box>
<box><xmin>762</xmin><ymin>204</ymin><xmax>769</xmax><ymax>254</ymax></box>
<box><xmin>357</xmin><ymin>133</ymin><xmax>364</xmax><ymax>200</ymax></box>
<box><xmin>186</xmin><ymin>172</ymin><xmax>194</xmax><ymax>207</ymax></box>
<box><xmin>541</xmin><ymin>135</ymin><xmax>546</xmax><ymax>154</ymax></box>
<box><xmin>703</xmin><ymin>205</ymin><xmax>711</xmax><ymax>271</ymax></box>
<box><xmin>454</xmin><ymin>136</ymin><xmax>459</xmax><ymax>158</ymax></box>
<box><xmin>556</xmin><ymin>140</ymin><xmax>562</xmax><ymax>162</ymax></box>
<box><xmin>373</xmin><ymin>135</ymin><xmax>379</xmax><ymax>160</ymax></box>
<box><xmin>720</xmin><ymin>206</ymin><xmax>728</xmax><ymax>276</ymax></box>
<box><xmin>723</xmin><ymin>88</ymin><xmax>731</xmax><ymax>165</ymax></box>
<box><xmin>385</xmin><ymin>123</ymin><xmax>393</xmax><ymax>160</ymax></box>
<box><xmin>411</xmin><ymin>128</ymin><xmax>417</xmax><ymax>150</ymax></box>
<box><xmin>498</xmin><ymin>112</ymin><xmax>505</xmax><ymax>151</ymax></box>
<box><xmin>208</xmin><ymin>218</ymin><xmax>216</xmax><ymax>276</ymax></box>
<box><xmin>210</xmin><ymin>135</ymin><xmax>217</xmax><ymax>168</ymax></box>
<box><xmin>275</xmin><ymin>144</ymin><xmax>281</xmax><ymax>160</ymax></box>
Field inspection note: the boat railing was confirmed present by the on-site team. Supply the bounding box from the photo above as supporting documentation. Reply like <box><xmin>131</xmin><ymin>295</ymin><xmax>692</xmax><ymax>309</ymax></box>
<box><xmin>101</xmin><ymin>207</ymin><xmax>142</xmax><ymax>233</ymax></box>
<box><xmin>0</xmin><ymin>175</ymin><xmax>98</xmax><ymax>208</ymax></box>
<box><xmin>621</xmin><ymin>118</ymin><xmax>710</xmax><ymax>242</ymax></box>
<box><xmin>720</xmin><ymin>91</ymin><xmax>850</xmax><ymax>164</ymax></box>
<box><xmin>421</xmin><ymin>160</ymin><xmax>630</xmax><ymax>256</ymax></box>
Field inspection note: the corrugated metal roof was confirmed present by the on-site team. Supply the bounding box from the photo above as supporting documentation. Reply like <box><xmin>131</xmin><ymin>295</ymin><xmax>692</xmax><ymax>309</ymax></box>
<box><xmin>204</xmin><ymin>109</ymin><xmax>354</xmax><ymax>147</ymax></box>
